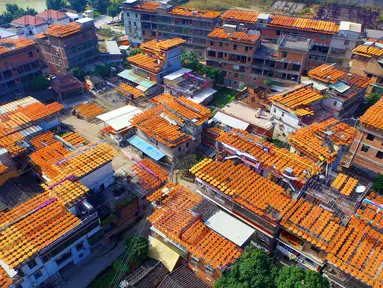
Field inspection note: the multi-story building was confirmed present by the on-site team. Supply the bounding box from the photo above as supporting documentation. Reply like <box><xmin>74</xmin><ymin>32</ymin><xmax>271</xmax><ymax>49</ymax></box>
<box><xmin>35</xmin><ymin>18</ymin><xmax>99</xmax><ymax>75</ymax></box>
<box><xmin>221</xmin><ymin>10</ymin><xmax>361</xmax><ymax>71</ymax></box>
<box><xmin>350</xmin><ymin>38</ymin><xmax>383</xmax><ymax>95</ymax></box>
<box><xmin>146</xmin><ymin>183</ymin><xmax>243</xmax><ymax>286</ymax></box>
<box><xmin>121</xmin><ymin>1</ymin><xmax>220</xmax><ymax>57</ymax></box>
<box><xmin>206</xmin><ymin>24</ymin><xmax>311</xmax><ymax>90</ymax></box>
<box><xmin>36</xmin><ymin>9</ymin><xmax>71</xmax><ymax>25</ymax></box>
<box><xmin>11</xmin><ymin>15</ymin><xmax>49</xmax><ymax>37</ymax></box>
<box><xmin>348</xmin><ymin>97</ymin><xmax>383</xmax><ymax>176</ymax></box>
<box><xmin>130</xmin><ymin>94</ymin><xmax>210</xmax><ymax>163</ymax></box>
<box><xmin>0</xmin><ymin>38</ymin><xmax>42</xmax><ymax>96</ymax></box>
<box><xmin>307</xmin><ymin>63</ymin><xmax>371</xmax><ymax>118</ymax></box>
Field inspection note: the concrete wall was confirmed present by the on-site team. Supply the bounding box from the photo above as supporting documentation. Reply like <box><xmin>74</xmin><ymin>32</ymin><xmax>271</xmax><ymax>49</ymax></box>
<box><xmin>124</xmin><ymin>11</ymin><xmax>143</xmax><ymax>45</ymax></box>
<box><xmin>79</xmin><ymin>162</ymin><xmax>115</xmax><ymax>192</ymax></box>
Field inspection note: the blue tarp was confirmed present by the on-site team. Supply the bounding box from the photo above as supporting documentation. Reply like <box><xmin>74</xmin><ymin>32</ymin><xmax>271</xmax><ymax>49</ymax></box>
<box><xmin>128</xmin><ymin>135</ymin><xmax>165</xmax><ymax>161</ymax></box>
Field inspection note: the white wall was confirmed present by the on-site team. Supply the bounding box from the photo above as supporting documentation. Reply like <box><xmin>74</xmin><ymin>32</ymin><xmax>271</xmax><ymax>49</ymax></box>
<box><xmin>271</xmin><ymin>104</ymin><xmax>300</xmax><ymax>139</ymax></box>
<box><xmin>124</xmin><ymin>11</ymin><xmax>143</xmax><ymax>45</ymax></box>
<box><xmin>79</xmin><ymin>162</ymin><xmax>115</xmax><ymax>192</ymax></box>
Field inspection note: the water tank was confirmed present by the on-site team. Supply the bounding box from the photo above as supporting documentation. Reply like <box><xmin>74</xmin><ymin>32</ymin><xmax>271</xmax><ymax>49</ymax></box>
<box><xmin>355</xmin><ymin>186</ymin><xmax>366</xmax><ymax>194</ymax></box>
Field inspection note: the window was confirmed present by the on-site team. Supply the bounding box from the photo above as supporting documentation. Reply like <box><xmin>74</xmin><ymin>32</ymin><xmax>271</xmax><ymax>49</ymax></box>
<box><xmin>27</xmin><ymin>259</ymin><xmax>38</xmax><ymax>270</ymax></box>
<box><xmin>219</xmin><ymin>42</ymin><xmax>223</xmax><ymax>47</ymax></box>
<box><xmin>233</xmin><ymin>44</ymin><xmax>237</xmax><ymax>50</ymax></box>
<box><xmin>333</xmin><ymin>100</ymin><xmax>337</xmax><ymax>106</ymax></box>
<box><xmin>186</xmin><ymin>142</ymin><xmax>189</xmax><ymax>147</ymax></box>
<box><xmin>135</xmin><ymin>13</ymin><xmax>138</xmax><ymax>18</ymax></box>
<box><xmin>274</xmin><ymin>108</ymin><xmax>276</xmax><ymax>113</ymax></box>
<box><xmin>344</xmin><ymin>40</ymin><xmax>350</xmax><ymax>46</ymax></box>
<box><xmin>245</xmin><ymin>46</ymin><xmax>248</xmax><ymax>52</ymax></box>
<box><xmin>128</xmin><ymin>21</ymin><xmax>131</xmax><ymax>26</ymax></box>
<box><xmin>276</xmin><ymin>30</ymin><xmax>281</xmax><ymax>35</ymax></box>
<box><xmin>361</xmin><ymin>144</ymin><xmax>370</xmax><ymax>153</ymax></box>
<box><xmin>178</xmin><ymin>146</ymin><xmax>181</xmax><ymax>152</ymax></box>
<box><xmin>366</xmin><ymin>134</ymin><xmax>375</xmax><ymax>141</ymax></box>
<box><xmin>205</xmin><ymin>264</ymin><xmax>214</xmax><ymax>275</ymax></box>
<box><xmin>28</xmin><ymin>51</ymin><xmax>33</xmax><ymax>58</ymax></box>
<box><xmin>210</xmin><ymin>41</ymin><xmax>214</xmax><ymax>46</ymax></box>
<box><xmin>33</xmin><ymin>270</ymin><xmax>43</xmax><ymax>280</ymax></box>
<box><xmin>56</xmin><ymin>251</ymin><xmax>72</xmax><ymax>266</ymax></box>
<box><xmin>134</xmin><ymin>22</ymin><xmax>137</xmax><ymax>27</ymax></box>
<box><xmin>376</xmin><ymin>151</ymin><xmax>383</xmax><ymax>159</ymax></box>
<box><xmin>282</xmin><ymin>52</ymin><xmax>287</xmax><ymax>58</ymax></box>
<box><xmin>234</xmin><ymin>73</ymin><xmax>238</xmax><ymax>78</ymax></box>
<box><xmin>281</xmin><ymin>112</ymin><xmax>285</xmax><ymax>117</ymax></box>
<box><xmin>320</xmin><ymin>36</ymin><xmax>326</xmax><ymax>42</ymax></box>
<box><xmin>76</xmin><ymin>242</ymin><xmax>84</xmax><ymax>251</ymax></box>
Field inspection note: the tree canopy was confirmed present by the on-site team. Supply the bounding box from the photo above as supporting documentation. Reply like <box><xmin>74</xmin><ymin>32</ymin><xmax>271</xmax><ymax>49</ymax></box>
<box><xmin>123</xmin><ymin>235</ymin><xmax>148</xmax><ymax>266</ymax></box>
<box><xmin>215</xmin><ymin>247</ymin><xmax>329</xmax><ymax>288</ymax></box>
<box><xmin>373</xmin><ymin>175</ymin><xmax>383</xmax><ymax>194</ymax></box>
<box><xmin>93</xmin><ymin>0</ymin><xmax>110</xmax><ymax>14</ymax></box>
<box><xmin>30</xmin><ymin>75</ymin><xmax>50</xmax><ymax>91</ymax></box>
<box><xmin>46</xmin><ymin>0</ymin><xmax>67</xmax><ymax>10</ymax></box>
<box><xmin>366</xmin><ymin>93</ymin><xmax>381</xmax><ymax>106</ymax></box>
<box><xmin>71</xmin><ymin>66</ymin><xmax>86</xmax><ymax>82</ymax></box>
<box><xmin>68</xmin><ymin>0</ymin><xmax>88</xmax><ymax>12</ymax></box>
<box><xmin>107</xmin><ymin>2</ymin><xmax>121</xmax><ymax>17</ymax></box>
<box><xmin>0</xmin><ymin>4</ymin><xmax>37</xmax><ymax>25</ymax></box>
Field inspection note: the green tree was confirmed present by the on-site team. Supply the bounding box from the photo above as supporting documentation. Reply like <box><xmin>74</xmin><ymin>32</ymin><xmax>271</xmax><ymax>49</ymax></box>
<box><xmin>93</xmin><ymin>65</ymin><xmax>109</xmax><ymax>77</ymax></box>
<box><xmin>123</xmin><ymin>236</ymin><xmax>148</xmax><ymax>266</ymax></box>
<box><xmin>46</xmin><ymin>0</ymin><xmax>67</xmax><ymax>10</ymax></box>
<box><xmin>181</xmin><ymin>51</ymin><xmax>203</xmax><ymax>72</ymax></box>
<box><xmin>203</xmin><ymin>66</ymin><xmax>224</xmax><ymax>86</ymax></box>
<box><xmin>71</xmin><ymin>66</ymin><xmax>86</xmax><ymax>82</ymax></box>
<box><xmin>275</xmin><ymin>266</ymin><xmax>329</xmax><ymax>288</ymax></box>
<box><xmin>93</xmin><ymin>0</ymin><xmax>109</xmax><ymax>14</ymax></box>
<box><xmin>0</xmin><ymin>4</ymin><xmax>37</xmax><ymax>24</ymax></box>
<box><xmin>215</xmin><ymin>247</ymin><xmax>278</xmax><ymax>288</ymax></box>
<box><xmin>373</xmin><ymin>174</ymin><xmax>383</xmax><ymax>194</ymax></box>
<box><xmin>366</xmin><ymin>93</ymin><xmax>381</xmax><ymax>106</ymax></box>
<box><xmin>68</xmin><ymin>0</ymin><xmax>88</xmax><ymax>12</ymax></box>
<box><xmin>30</xmin><ymin>75</ymin><xmax>50</xmax><ymax>91</ymax></box>
<box><xmin>112</xmin><ymin>258</ymin><xmax>130</xmax><ymax>274</ymax></box>
<box><xmin>107</xmin><ymin>2</ymin><xmax>121</xmax><ymax>17</ymax></box>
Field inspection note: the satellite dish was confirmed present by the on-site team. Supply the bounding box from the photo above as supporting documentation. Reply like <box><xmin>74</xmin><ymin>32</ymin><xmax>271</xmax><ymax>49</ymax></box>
<box><xmin>355</xmin><ymin>186</ymin><xmax>366</xmax><ymax>194</ymax></box>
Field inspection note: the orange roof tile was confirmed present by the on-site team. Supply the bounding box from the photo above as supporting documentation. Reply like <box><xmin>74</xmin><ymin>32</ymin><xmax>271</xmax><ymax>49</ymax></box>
<box><xmin>359</xmin><ymin>97</ymin><xmax>383</xmax><ymax>130</ymax></box>
<box><xmin>331</xmin><ymin>173</ymin><xmax>358</xmax><ymax>196</ymax></box>
<box><xmin>61</xmin><ymin>132</ymin><xmax>87</xmax><ymax>148</ymax></box>
<box><xmin>147</xmin><ymin>183</ymin><xmax>242</xmax><ymax>270</ymax></box>
<box><xmin>127</xmin><ymin>53</ymin><xmax>163</xmax><ymax>73</ymax></box>
<box><xmin>131</xmin><ymin>158</ymin><xmax>168</xmax><ymax>191</ymax></box>
<box><xmin>0</xmin><ymin>37</ymin><xmax>36</xmax><ymax>55</ymax></box>
<box><xmin>208</xmin><ymin>28</ymin><xmax>260</xmax><ymax>45</ymax></box>
<box><xmin>30</xmin><ymin>131</ymin><xmax>57</xmax><ymax>150</ymax></box>
<box><xmin>115</xmin><ymin>83</ymin><xmax>144</xmax><ymax>99</ymax></box>
<box><xmin>74</xmin><ymin>103</ymin><xmax>105</xmax><ymax>119</ymax></box>
<box><xmin>133</xmin><ymin>1</ymin><xmax>161</xmax><ymax>11</ymax></box>
<box><xmin>190</xmin><ymin>159</ymin><xmax>293</xmax><ymax>220</ymax></box>
<box><xmin>288</xmin><ymin>118</ymin><xmax>358</xmax><ymax>163</ymax></box>
<box><xmin>140</xmin><ymin>38</ymin><xmax>186</xmax><ymax>52</ymax></box>
<box><xmin>353</xmin><ymin>39</ymin><xmax>383</xmax><ymax>58</ymax></box>
<box><xmin>44</xmin><ymin>22</ymin><xmax>82</xmax><ymax>38</ymax></box>
<box><xmin>217</xmin><ymin>129</ymin><xmax>321</xmax><ymax>183</ymax></box>
<box><xmin>42</xmin><ymin>180</ymin><xmax>89</xmax><ymax>207</ymax></box>
<box><xmin>169</xmin><ymin>7</ymin><xmax>220</xmax><ymax>19</ymax></box>
<box><xmin>0</xmin><ymin>194</ymin><xmax>81</xmax><ymax>269</ymax></box>
<box><xmin>221</xmin><ymin>9</ymin><xmax>260</xmax><ymax>24</ymax></box>
<box><xmin>270</xmin><ymin>84</ymin><xmax>323</xmax><ymax>116</ymax></box>
<box><xmin>268</xmin><ymin>15</ymin><xmax>339</xmax><ymax>34</ymax></box>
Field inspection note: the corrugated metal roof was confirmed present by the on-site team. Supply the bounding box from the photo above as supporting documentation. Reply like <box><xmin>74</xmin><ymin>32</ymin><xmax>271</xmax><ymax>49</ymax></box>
<box><xmin>213</xmin><ymin>112</ymin><xmax>249</xmax><ymax>130</ymax></box>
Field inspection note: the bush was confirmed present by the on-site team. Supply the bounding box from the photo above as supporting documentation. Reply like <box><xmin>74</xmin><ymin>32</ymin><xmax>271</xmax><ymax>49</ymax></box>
<box><xmin>123</xmin><ymin>236</ymin><xmax>148</xmax><ymax>266</ymax></box>
<box><xmin>30</xmin><ymin>75</ymin><xmax>50</xmax><ymax>91</ymax></box>
<box><xmin>366</xmin><ymin>93</ymin><xmax>381</xmax><ymax>106</ymax></box>
<box><xmin>373</xmin><ymin>175</ymin><xmax>383</xmax><ymax>194</ymax></box>
<box><xmin>71</xmin><ymin>67</ymin><xmax>86</xmax><ymax>82</ymax></box>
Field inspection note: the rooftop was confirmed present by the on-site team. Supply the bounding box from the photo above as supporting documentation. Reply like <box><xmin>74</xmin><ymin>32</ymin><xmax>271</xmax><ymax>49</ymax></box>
<box><xmin>140</xmin><ymin>38</ymin><xmax>186</xmax><ymax>52</ymax></box>
<box><xmin>97</xmin><ymin>105</ymin><xmax>143</xmax><ymax>132</ymax></box>
<box><xmin>132</xmin><ymin>1</ymin><xmax>161</xmax><ymax>11</ymax></box>
<box><xmin>147</xmin><ymin>183</ymin><xmax>242</xmax><ymax>270</ymax></box>
<box><xmin>0</xmin><ymin>193</ymin><xmax>81</xmax><ymax>270</ymax></box>
<box><xmin>43</xmin><ymin>22</ymin><xmax>82</xmax><ymax>38</ymax></box>
<box><xmin>270</xmin><ymin>84</ymin><xmax>324</xmax><ymax>116</ymax></box>
<box><xmin>359</xmin><ymin>97</ymin><xmax>383</xmax><ymax>131</ymax></box>
<box><xmin>36</xmin><ymin>9</ymin><xmax>69</xmax><ymax>20</ymax></box>
<box><xmin>74</xmin><ymin>103</ymin><xmax>105</xmax><ymax>119</ymax></box>
<box><xmin>158</xmin><ymin>266</ymin><xmax>208</xmax><ymax>288</ymax></box>
<box><xmin>208</xmin><ymin>28</ymin><xmax>260</xmax><ymax>45</ymax></box>
<box><xmin>353</xmin><ymin>39</ymin><xmax>383</xmax><ymax>58</ymax></box>
<box><xmin>11</xmin><ymin>15</ymin><xmax>46</xmax><ymax>26</ymax></box>
<box><xmin>115</xmin><ymin>83</ymin><xmax>145</xmax><ymax>99</ymax></box>
<box><xmin>127</xmin><ymin>53</ymin><xmax>163</xmax><ymax>73</ymax></box>
<box><xmin>131</xmin><ymin>157</ymin><xmax>168</xmax><ymax>191</ymax></box>
<box><xmin>216</xmin><ymin>129</ymin><xmax>321</xmax><ymax>183</ymax></box>
<box><xmin>221</xmin><ymin>9</ymin><xmax>260</xmax><ymax>24</ymax></box>
<box><xmin>288</xmin><ymin>118</ymin><xmax>357</xmax><ymax>163</ymax></box>
<box><xmin>190</xmin><ymin>159</ymin><xmax>293</xmax><ymax>221</ymax></box>
<box><xmin>169</xmin><ymin>7</ymin><xmax>220</xmax><ymax>19</ymax></box>
<box><xmin>30</xmin><ymin>141</ymin><xmax>117</xmax><ymax>183</ymax></box>
<box><xmin>0</xmin><ymin>37</ymin><xmax>36</xmax><ymax>56</ymax></box>
<box><xmin>268</xmin><ymin>15</ymin><xmax>339</xmax><ymax>34</ymax></box>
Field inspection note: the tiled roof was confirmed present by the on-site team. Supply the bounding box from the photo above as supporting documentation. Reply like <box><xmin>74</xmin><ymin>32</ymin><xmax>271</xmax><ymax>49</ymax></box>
<box><xmin>270</xmin><ymin>84</ymin><xmax>323</xmax><ymax>116</ymax></box>
<box><xmin>288</xmin><ymin>118</ymin><xmax>358</xmax><ymax>163</ymax></box>
<box><xmin>61</xmin><ymin>132</ymin><xmax>87</xmax><ymax>148</ymax></box>
<box><xmin>141</xmin><ymin>38</ymin><xmax>186</xmax><ymax>52</ymax></box>
<box><xmin>208</xmin><ymin>28</ymin><xmax>260</xmax><ymax>44</ymax></box>
<box><xmin>158</xmin><ymin>266</ymin><xmax>208</xmax><ymax>288</ymax></box>
<box><xmin>216</xmin><ymin>129</ymin><xmax>321</xmax><ymax>183</ymax></box>
<box><xmin>359</xmin><ymin>97</ymin><xmax>383</xmax><ymax>130</ymax></box>
<box><xmin>42</xmin><ymin>180</ymin><xmax>88</xmax><ymax>207</ymax></box>
<box><xmin>30</xmin><ymin>131</ymin><xmax>57</xmax><ymax>150</ymax></box>
<box><xmin>0</xmin><ymin>266</ymin><xmax>12</xmax><ymax>287</ymax></box>
<box><xmin>0</xmin><ymin>37</ymin><xmax>36</xmax><ymax>55</ymax></box>
<box><xmin>0</xmin><ymin>194</ymin><xmax>81</xmax><ymax>269</ymax></box>
<box><xmin>190</xmin><ymin>159</ymin><xmax>293</xmax><ymax>220</ymax></box>
<box><xmin>131</xmin><ymin>158</ymin><xmax>168</xmax><ymax>191</ymax></box>
<box><xmin>268</xmin><ymin>15</ymin><xmax>339</xmax><ymax>34</ymax></box>
<box><xmin>169</xmin><ymin>7</ymin><xmax>220</xmax><ymax>19</ymax></box>
<box><xmin>127</xmin><ymin>53</ymin><xmax>163</xmax><ymax>73</ymax></box>
<box><xmin>74</xmin><ymin>103</ymin><xmax>105</xmax><ymax>119</ymax></box>
<box><xmin>133</xmin><ymin>1</ymin><xmax>161</xmax><ymax>11</ymax></box>
<box><xmin>12</xmin><ymin>15</ymin><xmax>46</xmax><ymax>26</ymax></box>
<box><xmin>44</xmin><ymin>22</ymin><xmax>82</xmax><ymax>38</ymax></box>
<box><xmin>36</xmin><ymin>9</ymin><xmax>68</xmax><ymax>20</ymax></box>
<box><xmin>30</xmin><ymin>141</ymin><xmax>117</xmax><ymax>182</ymax></box>
<box><xmin>115</xmin><ymin>83</ymin><xmax>144</xmax><ymax>99</ymax></box>
<box><xmin>221</xmin><ymin>9</ymin><xmax>260</xmax><ymax>24</ymax></box>
<box><xmin>132</xmin><ymin>94</ymin><xmax>210</xmax><ymax>147</ymax></box>
<box><xmin>331</xmin><ymin>173</ymin><xmax>359</xmax><ymax>196</ymax></box>
<box><xmin>308</xmin><ymin>64</ymin><xmax>372</xmax><ymax>88</ymax></box>
<box><xmin>147</xmin><ymin>184</ymin><xmax>242</xmax><ymax>270</ymax></box>
<box><xmin>353</xmin><ymin>39</ymin><xmax>383</xmax><ymax>58</ymax></box>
